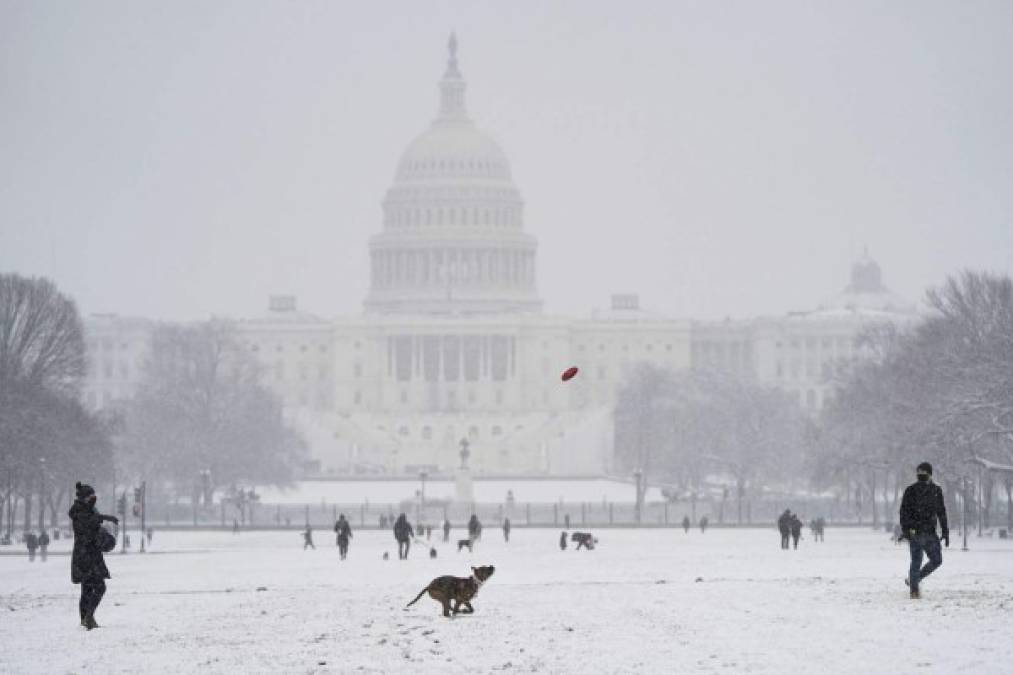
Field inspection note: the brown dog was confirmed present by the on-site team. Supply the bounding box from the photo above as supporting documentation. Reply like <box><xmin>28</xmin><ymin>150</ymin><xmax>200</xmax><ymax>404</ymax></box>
<box><xmin>406</xmin><ymin>565</ymin><xmax>495</xmax><ymax>617</ymax></box>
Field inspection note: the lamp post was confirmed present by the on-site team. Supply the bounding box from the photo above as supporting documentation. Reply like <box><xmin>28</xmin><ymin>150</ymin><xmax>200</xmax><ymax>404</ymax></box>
<box><xmin>419</xmin><ymin>470</ymin><xmax>428</xmax><ymax>527</ymax></box>
<box><xmin>633</xmin><ymin>469</ymin><xmax>643</xmax><ymax>525</ymax></box>
<box><xmin>961</xmin><ymin>475</ymin><xmax>969</xmax><ymax>552</ymax></box>
<box><xmin>38</xmin><ymin>457</ymin><xmax>46</xmax><ymax>533</ymax></box>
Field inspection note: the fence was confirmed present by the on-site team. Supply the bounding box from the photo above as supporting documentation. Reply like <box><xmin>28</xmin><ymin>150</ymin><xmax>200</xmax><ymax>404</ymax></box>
<box><xmin>131</xmin><ymin>494</ymin><xmax>871</xmax><ymax>530</ymax></box>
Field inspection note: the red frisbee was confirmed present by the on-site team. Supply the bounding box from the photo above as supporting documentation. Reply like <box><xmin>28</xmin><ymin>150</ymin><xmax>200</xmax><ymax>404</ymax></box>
<box><xmin>561</xmin><ymin>366</ymin><xmax>579</xmax><ymax>382</ymax></box>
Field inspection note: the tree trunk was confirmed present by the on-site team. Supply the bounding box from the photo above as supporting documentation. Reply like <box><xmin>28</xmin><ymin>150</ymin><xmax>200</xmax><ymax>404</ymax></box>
<box><xmin>1003</xmin><ymin>476</ymin><xmax>1012</xmax><ymax>531</ymax></box>
<box><xmin>870</xmin><ymin>470</ymin><xmax>880</xmax><ymax>528</ymax></box>
<box><xmin>22</xmin><ymin>491</ymin><xmax>32</xmax><ymax>534</ymax></box>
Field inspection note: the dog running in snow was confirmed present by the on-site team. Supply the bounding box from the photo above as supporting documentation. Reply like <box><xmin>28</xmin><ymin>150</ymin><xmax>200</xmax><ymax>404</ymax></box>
<box><xmin>457</xmin><ymin>538</ymin><xmax>474</xmax><ymax>552</ymax></box>
<box><xmin>406</xmin><ymin>565</ymin><xmax>495</xmax><ymax>617</ymax></box>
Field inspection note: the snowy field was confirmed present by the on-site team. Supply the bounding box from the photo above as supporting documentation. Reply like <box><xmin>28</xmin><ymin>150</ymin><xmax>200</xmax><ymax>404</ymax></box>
<box><xmin>1</xmin><ymin>528</ymin><xmax>1010</xmax><ymax>674</ymax></box>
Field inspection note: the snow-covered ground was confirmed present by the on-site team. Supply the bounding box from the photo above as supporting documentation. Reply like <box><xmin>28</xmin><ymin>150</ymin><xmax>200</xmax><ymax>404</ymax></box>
<box><xmin>1</xmin><ymin>528</ymin><xmax>1010</xmax><ymax>674</ymax></box>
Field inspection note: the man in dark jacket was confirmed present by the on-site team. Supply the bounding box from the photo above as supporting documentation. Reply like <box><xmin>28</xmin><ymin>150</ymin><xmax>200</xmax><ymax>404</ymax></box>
<box><xmin>468</xmin><ymin>514</ymin><xmax>482</xmax><ymax>541</ymax></box>
<box><xmin>899</xmin><ymin>462</ymin><xmax>948</xmax><ymax>599</ymax></box>
<box><xmin>334</xmin><ymin>514</ymin><xmax>352</xmax><ymax>560</ymax></box>
<box><xmin>26</xmin><ymin>532</ymin><xmax>38</xmax><ymax>561</ymax></box>
<box><xmin>502</xmin><ymin>518</ymin><xmax>511</xmax><ymax>543</ymax></box>
<box><xmin>442</xmin><ymin>519</ymin><xmax>451</xmax><ymax>542</ymax></box>
<box><xmin>393</xmin><ymin>513</ymin><xmax>414</xmax><ymax>560</ymax></box>
<box><xmin>777</xmin><ymin>510</ymin><xmax>792</xmax><ymax>550</ymax></box>
<box><xmin>790</xmin><ymin>514</ymin><xmax>803</xmax><ymax>550</ymax></box>
<box><xmin>70</xmin><ymin>482</ymin><xmax>118</xmax><ymax>629</ymax></box>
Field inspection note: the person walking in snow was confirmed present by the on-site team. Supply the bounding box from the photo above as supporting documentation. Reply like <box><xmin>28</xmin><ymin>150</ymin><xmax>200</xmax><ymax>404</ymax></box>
<box><xmin>334</xmin><ymin>514</ymin><xmax>352</xmax><ymax>560</ymax></box>
<box><xmin>442</xmin><ymin>519</ymin><xmax>451</xmax><ymax>542</ymax></box>
<box><xmin>790</xmin><ymin>514</ymin><xmax>803</xmax><ymax>550</ymax></box>
<box><xmin>38</xmin><ymin>530</ymin><xmax>50</xmax><ymax>562</ymax></box>
<box><xmin>559</xmin><ymin>531</ymin><xmax>568</xmax><ymax>551</ymax></box>
<box><xmin>468</xmin><ymin>514</ymin><xmax>482</xmax><ymax>541</ymax></box>
<box><xmin>303</xmin><ymin>526</ymin><xmax>315</xmax><ymax>550</ymax></box>
<box><xmin>70</xmin><ymin>482</ymin><xmax>118</xmax><ymax>630</ymax></box>
<box><xmin>682</xmin><ymin>515</ymin><xmax>691</xmax><ymax>533</ymax></box>
<box><xmin>777</xmin><ymin>510</ymin><xmax>792</xmax><ymax>550</ymax></box>
<box><xmin>699</xmin><ymin>516</ymin><xmax>709</xmax><ymax>533</ymax></box>
<box><xmin>26</xmin><ymin>532</ymin><xmax>38</xmax><ymax>561</ymax></box>
<box><xmin>502</xmin><ymin>518</ymin><xmax>511</xmax><ymax>543</ymax></box>
<box><xmin>899</xmin><ymin>462</ymin><xmax>949</xmax><ymax>599</ymax></box>
<box><xmin>393</xmin><ymin>513</ymin><xmax>414</xmax><ymax>560</ymax></box>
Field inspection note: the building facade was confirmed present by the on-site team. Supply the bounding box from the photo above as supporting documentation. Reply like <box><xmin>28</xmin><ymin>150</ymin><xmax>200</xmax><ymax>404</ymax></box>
<box><xmin>81</xmin><ymin>37</ymin><xmax>918</xmax><ymax>477</ymax></box>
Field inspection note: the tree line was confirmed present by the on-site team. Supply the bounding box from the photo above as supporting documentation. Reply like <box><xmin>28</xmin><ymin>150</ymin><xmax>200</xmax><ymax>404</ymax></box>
<box><xmin>614</xmin><ymin>271</ymin><xmax>1013</xmax><ymax>529</ymax></box>
<box><xmin>0</xmin><ymin>274</ymin><xmax>304</xmax><ymax>536</ymax></box>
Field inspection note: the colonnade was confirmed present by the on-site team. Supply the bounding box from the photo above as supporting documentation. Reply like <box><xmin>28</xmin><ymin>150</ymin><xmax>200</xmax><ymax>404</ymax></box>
<box><xmin>371</xmin><ymin>248</ymin><xmax>535</xmax><ymax>289</ymax></box>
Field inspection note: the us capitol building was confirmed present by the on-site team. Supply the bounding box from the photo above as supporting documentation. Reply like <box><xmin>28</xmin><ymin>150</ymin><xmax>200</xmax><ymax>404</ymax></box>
<box><xmin>82</xmin><ymin>37</ymin><xmax>918</xmax><ymax>477</ymax></box>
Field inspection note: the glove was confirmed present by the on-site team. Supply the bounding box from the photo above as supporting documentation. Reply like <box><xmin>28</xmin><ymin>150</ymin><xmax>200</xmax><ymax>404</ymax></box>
<box><xmin>942</xmin><ymin>533</ymin><xmax>950</xmax><ymax>547</ymax></box>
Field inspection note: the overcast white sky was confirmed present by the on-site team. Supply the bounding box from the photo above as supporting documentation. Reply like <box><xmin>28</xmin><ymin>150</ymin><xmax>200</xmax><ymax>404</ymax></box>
<box><xmin>2</xmin><ymin>0</ymin><xmax>1011</xmax><ymax>321</ymax></box>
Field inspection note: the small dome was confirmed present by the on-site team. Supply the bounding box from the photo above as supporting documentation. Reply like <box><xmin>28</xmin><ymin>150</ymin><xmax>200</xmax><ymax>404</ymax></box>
<box><xmin>395</xmin><ymin>122</ymin><xmax>512</xmax><ymax>182</ymax></box>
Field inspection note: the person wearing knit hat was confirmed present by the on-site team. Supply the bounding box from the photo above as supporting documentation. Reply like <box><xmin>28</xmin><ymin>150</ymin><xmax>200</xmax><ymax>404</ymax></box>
<box><xmin>898</xmin><ymin>462</ymin><xmax>949</xmax><ymax>599</ymax></box>
<box><xmin>69</xmin><ymin>481</ymin><xmax>119</xmax><ymax>629</ymax></box>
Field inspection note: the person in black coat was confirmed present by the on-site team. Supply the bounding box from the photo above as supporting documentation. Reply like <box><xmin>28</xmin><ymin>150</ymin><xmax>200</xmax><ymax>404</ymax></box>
<box><xmin>393</xmin><ymin>513</ymin><xmax>414</xmax><ymax>560</ymax></box>
<box><xmin>442</xmin><ymin>519</ymin><xmax>451</xmax><ymax>542</ymax></box>
<box><xmin>789</xmin><ymin>515</ymin><xmax>802</xmax><ymax>549</ymax></box>
<box><xmin>334</xmin><ymin>514</ymin><xmax>352</xmax><ymax>560</ymax></box>
<box><xmin>777</xmin><ymin>510</ymin><xmax>792</xmax><ymax>550</ymax></box>
<box><xmin>468</xmin><ymin>514</ymin><xmax>482</xmax><ymax>541</ymax></box>
<box><xmin>899</xmin><ymin>462</ymin><xmax>949</xmax><ymax>599</ymax></box>
<box><xmin>26</xmin><ymin>532</ymin><xmax>38</xmax><ymax>561</ymax></box>
<box><xmin>502</xmin><ymin>518</ymin><xmax>511</xmax><ymax>543</ymax></box>
<box><xmin>70</xmin><ymin>482</ymin><xmax>118</xmax><ymax>629</ymax></box>
<box><xmin>38</xmin><ymin>530</ymin><xmax>50</xmax><ymax>562</ymax></box>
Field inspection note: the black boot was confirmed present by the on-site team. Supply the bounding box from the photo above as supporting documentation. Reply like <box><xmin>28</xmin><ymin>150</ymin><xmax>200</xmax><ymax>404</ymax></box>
<box><xmin>84</xmin><ymin>612</ymin><xmax>99</xmax><ymax>630</ymax></box>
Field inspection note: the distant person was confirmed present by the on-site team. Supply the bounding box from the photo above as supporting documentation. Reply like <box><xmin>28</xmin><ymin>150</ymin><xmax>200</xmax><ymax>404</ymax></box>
<box><xmin>682</xmin><ymin>516</ymin><xmax>691</xmax><ymax>534</ymax></box>
<box><xmin>777</xmin><ymin>510</ymin><xmax>792</xmax><ymax>550</ymax></box>
<box><xmin>442</xmin><ymin>519</ymin><xmax>451</xmax><ymax>542</ymax></box>
<box><xmin>233</xmin><ymin>519</ymin><xmax>240</xmax><ymax>535</ymax></box>
<box><xmin>334</xmin><ymin>514</ymin><xmax>352</xmax><ymax>560</ymax></box>
<box><xmin>502</xmin><ymin>518</ymin><xmax>511</xmax><ymax>543</ymax></box>
<box><xmin>467</xmin><ymin>514</ymin><xmax>482</xmax><ymax>542</ymax></box>
<box><xmin>815</xmin><ymin>517</ymin><xmax>825</xmax><ymax>543</ymax></box>
<box><xmin>559</xmin><ymin>531</ymin><xmax>568</xmax><ymax>551</ymax></box>
<box><xmin>699</xmin><ymin>516</ymin><xmax>708</xmax><ymax>533</ymax></box>
<box><xmin>26</xmin><ymin>532</ymin><xmax>38</xmax><ymax>561</ymax></box>
<box><xmin>426</xmin><ymin>526</ymin><xmax>432</xmax><ymax>541</ymax></box>
<box><xmin>146</xmin><ymin>527</ymin><xmax>153</xmax><ymax>546</ymax></box>
<box><xmin>38</xmin><ymin>530</ymin><xmax>50</xmax><ymax>562</ymax></box>
<box><xmin>393</xmin><ymin>513</ymin><xmax>414</xmax><ymax>560</ymax></box>
<box><xmin>899</xmin><ymin>462</ymin><xmax>949</xmax><ymax>599</ymax></box>
<box><xmin>70</xmin><ymin>482</ymin><xmax>118</xmax><ymax>630</ymax></box>
<box><xmin>790</xmin><ymin>515</ymin><xmax>802</xmax><ymax>550</ymax></box>
<box><xmin>303</xmin><ymin>526</ymin><xmax>315</xmax><ymax>550</ymax></box>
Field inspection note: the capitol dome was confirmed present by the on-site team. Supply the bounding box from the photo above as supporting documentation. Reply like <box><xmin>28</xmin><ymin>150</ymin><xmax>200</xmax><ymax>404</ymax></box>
<box><xmin>395</xmin><ymin>123</ymin><xmax>512</xmax><ymax>183</ymax></box>
<box><xmin>365</xmin><ymin>35</ymin><xmax>541</xmax><ymax>315</ymax></box>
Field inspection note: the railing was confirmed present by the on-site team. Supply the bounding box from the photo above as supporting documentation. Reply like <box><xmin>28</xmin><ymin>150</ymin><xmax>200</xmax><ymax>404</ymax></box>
<box><xmin>137</xmin><ymin>495</ymin><xmax>869</xmax><ymax>529</ymax></box>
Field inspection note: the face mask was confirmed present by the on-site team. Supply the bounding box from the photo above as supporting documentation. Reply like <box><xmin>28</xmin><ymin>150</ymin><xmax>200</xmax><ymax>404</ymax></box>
<box><xmin>917</xmin><ymin>474</ymin><xmax>930</xmax><ymax>482</ymax></box>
